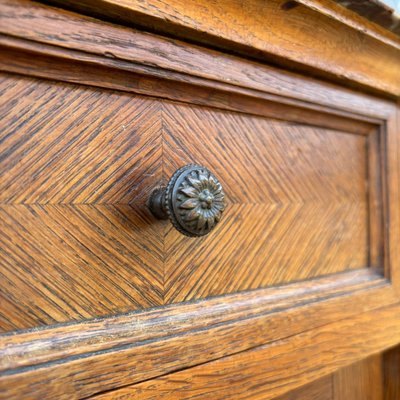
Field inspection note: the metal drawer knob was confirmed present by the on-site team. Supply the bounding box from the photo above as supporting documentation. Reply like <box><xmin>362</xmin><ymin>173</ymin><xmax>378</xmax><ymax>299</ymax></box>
<box><xmin>149</xmin><ymin>164</ymin><xmax>225</xmax><ymax>237</ymax></box>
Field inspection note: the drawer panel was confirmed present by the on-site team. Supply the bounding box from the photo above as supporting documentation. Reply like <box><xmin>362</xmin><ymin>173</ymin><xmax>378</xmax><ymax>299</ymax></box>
<box><xmin>163</xmin><ymin>102</ymin><xmax>369</xmax><ymax>303</ymax></box>
<box><xmin>0</xmin><ymin>73</ymin><xmax>164</xmax><ymax>331</ymax></box>
<box><xmin>0</xmin><ymin>73</ymin><xmax>376</xmax><ymax>330</ymax></box>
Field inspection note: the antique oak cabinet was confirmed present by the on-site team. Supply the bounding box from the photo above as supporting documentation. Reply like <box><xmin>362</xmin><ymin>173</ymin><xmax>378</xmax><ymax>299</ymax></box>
<box><xmin>0</xmin><ymin>0</ymin><xmax>400</xmax><ymax>399</ymax></box>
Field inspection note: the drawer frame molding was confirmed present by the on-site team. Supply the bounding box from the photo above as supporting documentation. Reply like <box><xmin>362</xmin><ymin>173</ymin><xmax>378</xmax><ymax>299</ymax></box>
<box><xmin>0</xmin><ymin>1</ymin><xmax>399</xmax><ymax>398</ymax></box>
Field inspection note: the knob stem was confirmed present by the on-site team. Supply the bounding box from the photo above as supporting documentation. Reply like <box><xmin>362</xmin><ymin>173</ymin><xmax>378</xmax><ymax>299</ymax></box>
<box><xmin>149</xmin><ymin>188</ymin><xmax>168</xmax><ymax>220</ymax></box>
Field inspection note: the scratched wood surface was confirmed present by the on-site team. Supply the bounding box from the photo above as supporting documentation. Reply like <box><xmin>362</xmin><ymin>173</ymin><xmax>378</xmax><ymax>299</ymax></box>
<box><xmin>123</xmin><ymin>355</ymin><xmax>382</xmax><ymax>400</ymax></box>
<box><xmin>89</xmin><ymin>303</ymin><xmax>400</xmax><ymax>400</ymax></box>
<box><xmin>44</xmin><ymin>0</ymin><xmax>400</xmax><ymax>97</ymax></box>
<box><xmin>0</xmin><ymin>71</ymin><xmax>371</xmax><ymax>330</ymax></box>
<box><xmin>1</xmin><ymin>270</ymin><xmax>393</xmax><ymax>399</ymax></box>
<box><xmin>91</xmin><ymin>357</ymin><xmax>385</xmax><ymax>400</ymax></box>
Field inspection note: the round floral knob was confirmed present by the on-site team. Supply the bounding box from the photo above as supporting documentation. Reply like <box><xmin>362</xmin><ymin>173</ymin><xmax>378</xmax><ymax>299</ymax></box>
<box><xmin>149</xmin><ymin>165</ymin><xmax>226</xmax><ymax>237</ymax></box>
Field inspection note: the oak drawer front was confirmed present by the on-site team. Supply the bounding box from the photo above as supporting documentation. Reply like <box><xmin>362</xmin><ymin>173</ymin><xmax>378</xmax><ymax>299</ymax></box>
<box><xmin>162</xmin><ymin>101</ymin><xmax>371</xmax><ymax>303</ymax></box>
<box><xmin>0</xmin><ymin>70</ymin><xmax>379</xmax><ymax>331</ymax></box>
<box><xmin>1</xmin><ymin>1</ymin><xmax>400</xmax><ymax>399</ymax></box>
<box><xmin>0</xmin><ymin>73</ymin><xmax>164</xmax><ymax>331</ymax></box>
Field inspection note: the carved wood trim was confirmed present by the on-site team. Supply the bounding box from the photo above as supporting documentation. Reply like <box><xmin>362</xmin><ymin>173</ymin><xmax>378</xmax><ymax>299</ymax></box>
<box><xmin>0</xmin><ymin>270</ymin><xmax>396</xmax><ymax>399</ymax></box>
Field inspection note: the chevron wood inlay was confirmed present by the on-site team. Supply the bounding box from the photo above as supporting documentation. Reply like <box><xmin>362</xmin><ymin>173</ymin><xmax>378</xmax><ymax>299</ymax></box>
<box><xmin>162</xmin><ymin>102</ymin><xmax>366</xmax><ymax>204</ymax></box>
<box><xmin>162</xmin><ymin>102</ymin><xmax>369</xmax><ymax>303</ymax></box>
<box><xmin>0</xmin><ymin>72</ymin><xmax>372</xmax><ymax>330</ymax></box>
<box><xmin>164</xmin><ymin>203</ymin><xmax>368</xmax><ymax>303</ymax></box>
<box><xmin>0</xmin><ymin>74</ymin><xmax>162</xmax><ymax>205</ymax></box>
<box><xmin>0</xmin><ymin>3</ymin><xmax>398</xmax><ymax>398</ymax></box>
<box><xmin>0</xmin><ymin>205</ymin><xmax>164</xmax><ymax>331</ymax></box>
<box><xmin>0</xmin><ymin>73</ymin><xmax>164</xmax><ymax>331</ymax></box>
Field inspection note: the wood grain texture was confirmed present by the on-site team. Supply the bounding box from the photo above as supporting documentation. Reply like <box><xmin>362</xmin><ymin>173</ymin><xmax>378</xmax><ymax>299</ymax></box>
<box><xmin>0</xmin><ymin>69</ymin><xmax>383</xmax><ymax>329</ymax></box>
<box><xmin>368</xmin><ymin>131</ymin><xmax>384</xmax><ymax>269</ymax></box>
<box><xmin>333</xmin><ymin>354</ymin><xmax>383</xmax><ymax>400</ymax></box>
<box><xmin>272</xmin><ymin>354</ymin><xmax>384</xmax><ymax>400</ymax></box>
<box><xmin>0</xmin><ymin>270</ymin><xmax>393</xmax><ymax>399</ymax></box>
<box><xmin>385</xmin><ymin>103</ymin><xmax>400</xmax><ymax>295</ymax></box>
<box><xmin>43</xmin><ymin>0</ymin><xmax>400</xmax><ymax>97</ymax></box>
<box><xmin>163</xmin><ymin>101</ymin><xmax>369</xmax><ymax>302</ymax></box>
<box><xmin>383</xmin><ymin>345</ymin><xmax>400</xmax><ymax>400</ymax></box>
<box><xmin>0</xmin><ymin>0</ymin><xmax>396</xmax><ymax>118</ymax></box>
<box><xmin>273</xmin><ymin>376</ymin><xmax>332</xmax><ymax>400</ymax></box>
<box><xmin>89</xmin><ymin>303</ymin><xmax>400</xmax><ymax>400</ymax></box>
<box><xmin>0</xmin><ymin>37</ymin><xmax>379</xmax><ymax>138</ymax></box>
<box><xmin>0</xmin><ymin>73</ymin><xmax>164</xmax><ymax>331</ymax></box>
<box><xmin>0</xmin><ymin>3</ymin><xmax>399</xmax><ymax>399</ymax></box>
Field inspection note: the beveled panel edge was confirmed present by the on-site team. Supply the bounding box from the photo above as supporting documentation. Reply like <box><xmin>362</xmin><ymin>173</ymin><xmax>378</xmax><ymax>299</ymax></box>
<box><xmin>386</xmin><ymin>103</ymin><xmax>400</xmax><ymax>294</ymax></box>
<box><xmin>0</xmin><ymin>0</ymin><xmax>396</xmax><ymax>121</ymax></box>
<box><xmin>0</xmin><ymin>268</ymin><xmax>382</xmax><ymax>371</ymax></box>
<box><xmin>0</xmin><ymin>269</ymin><xmax>396</xmax><ymax>399</ymax></box>
<box><xmin>41</xmin><ymin>0</ymin><xmax>400</xmax><ymax>97</ymax></box>
<box><xmin>368</xmin><ymin>129</ymin><xmax>385</xmax><ymax>272</ymax></box>
<box><xmin>0</xmin><ymin>36</ymin><xmax>381</xmax><ymax>137</ymax></box>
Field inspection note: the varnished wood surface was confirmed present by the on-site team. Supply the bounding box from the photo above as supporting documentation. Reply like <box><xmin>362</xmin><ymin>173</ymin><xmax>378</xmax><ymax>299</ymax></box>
<box><xmin>0</xmin><ymin>1</ymin><xmax>400</xmax><ymax>399</ymax></box>
<box><xmin>274</xmin><ymin>376</ymin><xmax>332</xmax><ymax>400</ymax></box>
<box><xmin>0</xmin><ymin>0</ymin><xmax>395</xmax><ymax>119</ymax></box>
<box><xmin>163</xmin><ymin>101</ymin><xmax>369</xmax><ymax>302</ymax></box>
<box><xmin>383</xmin><ymin>345</ymin><xmax>400</xmax><ymax>399</ymax></box>
<box><xmin>0</xmin><ymin>70</ymin><xmax>378</xmax><ymax>329</ymax></box>
<box><xmin>84</xmin><ymin>353</ymin><xmax>386</xmax><ymax>400</ymax></box>
<box><xmin>43</xmin><ymin>0</ymin><xmax>400</xmax><ymax>97</ymax></box>
<box><xmin>271</xmin><ymin>354</ymin><xmax>384</xmax><ymax>400</ymax></box>
<box><xmin>275</xmin><ymin>354</ymin><xmax>384</xmax><ymax>400</ymax></box>
<box><xmin>386</xmin><ymin>102</ymin><xmax>400</xmax><ymax>294</ymax></box>
<box><xmin>0</xmin><ymin>73</ymin><xmax>164</xmax><ymax>330</ymax></box>
<box><xmin>333</xmin><ymin>354</ymin><xmax>383</xmax><ymax>400</ymax></box>
<box><xmin>0</xmin><ymin>37</ymin><xmax>379</xmax><ymax>138</ymax></box>
<box><xmin>89</xmin><ymin>303</ymin><xmax>400</xmax><ymax>400</ymax></box>
<box><xmin>0</xmin><ymin>270</ymin><xmax>394</xmax><ymax>399</ymax></box>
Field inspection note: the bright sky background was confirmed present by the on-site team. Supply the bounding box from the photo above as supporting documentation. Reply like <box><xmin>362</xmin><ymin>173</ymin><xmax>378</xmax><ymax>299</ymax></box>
<box><xmin>381</xmin><ymin>0</ymin><xmax>400</xmax><ymax>14</ymax></box>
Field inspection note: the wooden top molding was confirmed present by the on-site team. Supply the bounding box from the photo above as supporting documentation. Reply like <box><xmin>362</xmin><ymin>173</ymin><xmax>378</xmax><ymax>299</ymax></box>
<box><xmin>0</xmin><ymin>0</ymin><xmax>395</xmax><ymax>122</ymax></box>
<box><xmin>333</xmin><ymin>0</ymin><xmax>400</xmax><ymax>36</ymax></box>
<box><xmin>44</xmin><ymin>0</ymin><xmax>400</xmax><ymax>97</ymax></box>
